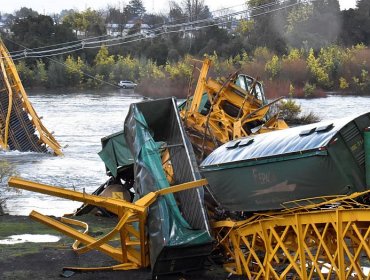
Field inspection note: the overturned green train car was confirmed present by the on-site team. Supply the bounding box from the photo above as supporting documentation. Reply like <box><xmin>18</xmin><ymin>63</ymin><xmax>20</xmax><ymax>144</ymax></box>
<box><xmin>200</xmin><ymin>112</ymin><xmax>370</xmax><ymax>212</ymax></box>
<box><xmin>98</xmin><ymin>98</ymin><xmax>213</xmax><ymax>277</ymax></box>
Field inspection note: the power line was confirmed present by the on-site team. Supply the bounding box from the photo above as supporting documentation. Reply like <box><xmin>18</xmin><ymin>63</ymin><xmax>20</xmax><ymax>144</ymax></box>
<box><xmin>4</xmin><ymin>36</ymin><xmax>121</xmax><ymax>89</ymax></box>
<box><xmin>3</xmin><ymin>0</ymin><xmax>301</xmax><ymax>58</ymax></box>
<box><xmin>8</xmin><ymin>34</ymin><xmax>109</xmax><ymax>55</ymax></box>
<box><xmin>0</xmin><ymin>0</ymin><xmax>309</xmax><ymax>90</ymax></box>
<box><xmin>1</xmin><ymin>0</ymin><xmax>308</xmax><ymax>60</ymax></box>
<box><xmin>6</xmin><ymin>2</ymin><xmax>248</xmax><ymax>56</ymax></box>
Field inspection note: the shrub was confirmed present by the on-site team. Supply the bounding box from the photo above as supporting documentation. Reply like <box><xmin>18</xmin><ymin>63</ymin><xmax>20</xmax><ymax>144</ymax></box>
<box><xmin>278</xmin><ymin>99</ymin><xmax>301</xmax><ymax>120</ymax></box>
<box><xmin>339</xmin><ymin>77</ymin><xmax>349</xmax><ymax>90</ymax></box>
<box><xmin>280</xmin><ymin>58</ymin><xmax>309</xmax><ymax>86</ymax></box>
<box><xmin>34</xmin><ymin>60</ymin><xmax>48</xmax><ymax>87</ymax></box>
<box><xmin>263</xmin><ymin>80</ymin><xmax>290</xmax><ymax>99</ymax></box>
<box><xmin>265</xmin><ymin>55</ymin><xmax>280</xmax><ymax>79</ymax></box>
<box><xmin>240</xmin><ymin>61</ymin><xmax>268</xmax><ymax>80</ymax></box>
<box><xmin>306</xmin><ymin>48</ymin><xmax>331</xmax><ymax>88</ymax></box>
<box><xmin>303</xmin><ymin>82</ymin><xmax>316</xmax><ymax>97</ymax></box>
<box><xmin>16</xmin><ymin>61</ymin><xmax>34</xmax><ymax>87</ymax></box>
<box><xmin>112</xmin><ymin>55</ymin><xmax>141</xmax><ymax>82</ymax></box>
<box><xmin>46</xmin><ymin>59</ymin><xmax>67</xmax><ymax>88</ymax></box>
<box><xmin>278</xmin><ymin>99</ymin><xmax>320</xmax><ymax>125</ymax></box>
<box><xmin>253</xmin><ymin>47</ymin><xmax>273</xmax><ymax>63</ymax></box>
<box><xmin>64</xmin><ymin>56</ymin><xmax>85</xmax><ymax>87</ymax></box>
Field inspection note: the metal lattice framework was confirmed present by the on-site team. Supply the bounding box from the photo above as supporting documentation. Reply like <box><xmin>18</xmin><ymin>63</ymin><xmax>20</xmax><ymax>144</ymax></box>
<box><xmin>213</xmin><ymin>192</ymin><xmax>370</xmax><ymax>279</ymax></box>
<box><xmin>0</xmin><ymin>40</ymin><xmax>62</xmax><ymax>155</ymax></box>
<box><xmin>8</xmin><ymin>176</ymin><xmax>208</xmax><ymax>272</ymax></box>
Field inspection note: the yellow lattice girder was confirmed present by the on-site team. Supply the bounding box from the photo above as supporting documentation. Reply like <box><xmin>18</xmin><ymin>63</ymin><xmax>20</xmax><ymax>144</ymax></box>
<box><xmin>8</xmin><ymin>176</ymin><xmax>208</xmax><ymax>271</ymax></box>
<box><xmin>213</xmin><ymin>195</ymin><xmax>370</xmax><ymax>280</ymax></box>
<box><xmin>0</xmin><ymin>40</ymin><xmax>62</xmax><ymax>155</ymax></box>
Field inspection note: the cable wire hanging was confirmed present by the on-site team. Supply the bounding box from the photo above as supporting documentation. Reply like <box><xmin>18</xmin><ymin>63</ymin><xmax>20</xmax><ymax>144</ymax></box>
<box><xmin>1</xmin><ymin>0</ymin><xmax>308</xmax><ymax>60</ymax></box>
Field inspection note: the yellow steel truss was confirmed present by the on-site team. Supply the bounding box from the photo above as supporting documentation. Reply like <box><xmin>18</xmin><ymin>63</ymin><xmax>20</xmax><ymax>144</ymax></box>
<box><xmin>9</xmin><ymin>175</ymin><xmax>370</xmax><ymax>278</ymax></box>
<box><xmin>8</xmin><ymin>176</ymin><xmax>208</xmax><ymax>271</ymax></box>
<box><xmin>0</xmin><ymin>40</ymin><xmax>62</xmax><ymax>155</ymax></box>
<box><xmin>213</xmin><ymin>191</ymin><xmax>370</xmax><ymax>279</ymax></box>
<box><xmin>180</xmin><ymin>58</ymin><xmax>288</xmax><ymax>157</ymax></box>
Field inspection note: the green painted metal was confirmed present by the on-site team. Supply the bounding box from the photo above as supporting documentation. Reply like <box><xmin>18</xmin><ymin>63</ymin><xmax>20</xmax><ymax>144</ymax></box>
<box><xmin>123</xmin><ymin>98</ymin><xmax>212</xmax><ymax>275</ymax></box>
<box><xmin>98</xmin><ymin>131</ymin><xmax>134</xmax><ymax>178</ymax></box>
<box><xmin>365</xmin><ymin>129</ymin><xmax>370</xmax><ymax>187</ymax></box>
<box><xmin>201</xmin><ymin>112</ymin><xmax>370</xmax><ymax>212</ymax></box>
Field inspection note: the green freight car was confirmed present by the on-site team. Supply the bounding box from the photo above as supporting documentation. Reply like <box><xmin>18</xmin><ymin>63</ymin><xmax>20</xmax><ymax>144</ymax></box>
<box><xmin>200</xmin><ymin>112</ymin><xmax>370</xmax><ymax>212</ymax></box>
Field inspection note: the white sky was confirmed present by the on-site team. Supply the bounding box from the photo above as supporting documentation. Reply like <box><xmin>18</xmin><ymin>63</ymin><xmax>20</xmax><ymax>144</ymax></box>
<box><xmin>1</xmin><ymin>0</ymin><xmax>358</xmax><ymax>15</ymax></box>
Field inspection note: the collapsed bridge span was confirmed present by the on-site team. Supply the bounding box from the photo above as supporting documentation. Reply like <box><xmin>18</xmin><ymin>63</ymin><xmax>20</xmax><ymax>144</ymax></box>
<box><xmin>0</xmin><ymin>40</ymin><xmax>62</xmax><ymax>155</ymax></box>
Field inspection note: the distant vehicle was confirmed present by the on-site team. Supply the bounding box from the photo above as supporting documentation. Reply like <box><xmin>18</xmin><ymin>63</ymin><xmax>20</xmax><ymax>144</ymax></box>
<box><xmin>118</xmin><ymin>80</ymin><xmax>137</xmax><ymax>89</ymax></box>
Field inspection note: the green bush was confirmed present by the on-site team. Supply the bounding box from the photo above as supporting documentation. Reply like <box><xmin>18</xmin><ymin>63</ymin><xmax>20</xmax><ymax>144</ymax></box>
<box><xmin>46</xmin><ymin>59</ymin><xmax>67</xmax><ymax>88</ymax></box>
<box><xmin>16</xmin><ymin>61</ymin><xmax>34</xmax><ymax>87</ymax></box>
<box><xmin>303</xmin><ymin>82</ymin><xmax>316</xmax><ymax>97</ymax></box>
<box><xmin>278</xmin><ymin>99</ymin><xmax>301</xmax><ymax>120</ymax></box>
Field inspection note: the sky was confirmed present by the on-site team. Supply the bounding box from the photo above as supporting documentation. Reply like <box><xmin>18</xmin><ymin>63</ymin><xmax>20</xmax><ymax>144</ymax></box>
<box><xmin>1</xmin><ymin>0</ymin><xmax>358</xmax><ymax>15</ymax></box>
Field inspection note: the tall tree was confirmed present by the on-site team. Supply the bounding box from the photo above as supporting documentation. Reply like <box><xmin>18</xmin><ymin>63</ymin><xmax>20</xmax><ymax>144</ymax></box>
<box><xmin>169</xmin><ymin>1</ymin><xmax>186</xmax><ymax>23</ymax></box>
<box><xmin>11</xmin><ymin>15</ymin><xmax>55</xmax><ymax>48</ymax></box>
<box><xmin>105</xmin><ymin>5</ymin><xmax>127</xmax><ymax>36</ymax></box>
<box><xmin>341</xmin><ymin>0</ymin><xmax>370</xmax><ymax>46</ymax></box>
<box><xmin>10</xmin><ymin>14</ymin><xmax>76</xmax><ymax>50</ymax></box>
<box><xmin>285</xmin><ymin>0</ymin><xmax>341</xmax><ymax>50</ymax></box>
<box><xmin>125</xmin><ymin>0</ymin><xmax>146</xmax><ymax>20</ymax></box>
<box><xmin>246</xmin><ymin>0</ymin><xmax>287</xmax><ymax>54</ymax></box>
<box><xmin>15</xmin><ymin>7</ymin><xmax>38</xmax><ymax>18</ymax></box>
<box><xmin>62</xmin><ymin>9</ymin><xmax>105</xmax><ymax>37</ymax></box>
<box><xmin>181</xmin><ymin>0</ymin><xmax>210</xmax><ymax>21</ymax></box>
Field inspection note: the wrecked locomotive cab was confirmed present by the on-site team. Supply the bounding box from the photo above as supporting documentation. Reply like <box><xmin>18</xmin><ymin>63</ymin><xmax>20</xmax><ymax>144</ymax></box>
<box><xmin>179</xmin><ymin>58</ymin><xmax>288</xmax><ymax>160</ymax></box>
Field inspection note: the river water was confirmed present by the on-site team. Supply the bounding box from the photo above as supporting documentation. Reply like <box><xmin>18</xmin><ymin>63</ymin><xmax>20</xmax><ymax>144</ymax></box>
<box><xmin>1</xmin><ymin>91</ymin><xmax>369</xmax><ymax>216</ymax></box>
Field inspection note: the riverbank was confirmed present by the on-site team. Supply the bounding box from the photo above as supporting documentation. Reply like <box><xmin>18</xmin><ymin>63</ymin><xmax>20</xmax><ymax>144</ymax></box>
<box><xmin>0</xmin><ymin>214</ymin><xmax>231</xmax><ymax>280</ymax></box>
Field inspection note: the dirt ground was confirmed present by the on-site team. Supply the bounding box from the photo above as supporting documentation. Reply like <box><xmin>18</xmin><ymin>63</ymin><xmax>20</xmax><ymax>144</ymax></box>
<box><xmin>0</xmin><ymin>214</ymin><xmax>234</xmax><ymax>280</ymax></box>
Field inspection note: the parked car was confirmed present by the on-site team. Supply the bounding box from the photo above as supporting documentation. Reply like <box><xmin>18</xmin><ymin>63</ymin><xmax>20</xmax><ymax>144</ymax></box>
<box><xmin>118</xmin><ymin>80</ymin><xmax>137</xmax><ymax>89</ymax></box>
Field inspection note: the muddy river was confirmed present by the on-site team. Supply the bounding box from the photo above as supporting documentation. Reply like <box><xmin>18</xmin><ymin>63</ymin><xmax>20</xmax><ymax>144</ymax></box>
<box><xmin>1</xmin><ymin>91</ymin><xmax>369</xmax><ymax>216</ymax></box>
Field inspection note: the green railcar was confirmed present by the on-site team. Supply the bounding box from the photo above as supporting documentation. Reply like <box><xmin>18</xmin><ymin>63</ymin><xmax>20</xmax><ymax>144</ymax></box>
<box><xmin>200</xmin><ymin>112</ymin><xmax>370</xmax><ymax>212</ymax></box>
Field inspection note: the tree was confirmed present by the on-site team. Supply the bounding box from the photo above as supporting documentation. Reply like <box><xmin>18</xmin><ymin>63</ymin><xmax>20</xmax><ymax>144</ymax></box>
<box><xmin>341</xmin><ymin>0</ymin><xmax>370</xmax><ymax>46</ymax></box>
<box><xmin>143</xmin><ymin>13</ymin><xmax>165</xmax><ymax>27</ymax></box>
<box><xmin>246</xmin><ymin>0</ymin><xmax>287</xmax><ymax>54</ymax></box>
<box><xmin>65</xmin><ymin>55</ymin><xmax>85</xmax><ymax>86</ymax></box>
<box><xmin>62</xmin><ymin>8</ymin><xmax>105</xmax><ymax>37</ymax></box>
<box><xmin>94</xmin><ymin>45</ymin><xmax>115</xmax><ymax>81</ymax></box>
<box><xmin>15</xmin><ymin>7</ymin><xmax>38</xmax><ymax>18</ymax></box>
<box><xmin>10</xmin><ymin>14</ymin><xmax>76</xmax><ymax>51</ymax></box>
<box><xmin>47</xmin><ymin>58</ymin><xmax>68</xmax><ymax>88</ymax></box>
<box><xmin>105</xmin><ymin>5</ymin><xmax>127</xmax><ymax>36</ymax></box>
<box><xmin>34</xmin><ymin>60</ymin><xmax>48</xmax><ymax>87</ymax></box>
<box><xmin>53</xmin><ymin>23</ymin><xmax>78</xmax><ymax>44</ymax></box>
<box><xmin>169</xmin><ymin>2</ymin><xmax>186</xmax><ymax>23</ymax></box>
<box><xmin>124</xmin><ymin>0</ymin><xmax>146</xmax><ymax>20</ymax></box>
<box><xmin>11</xmin><ymin>15</ymin><xmax>55</xmax><ymax>48</ymax></box>
<box><xmin>82</xmin><ymin>8</ymin><xmax>106</xmax><ymax>36</ymax></box>
<box><xmin>181</xmin><ymin>0</ymin><xmax>210</xmax><ymax>21</ymax></box>
<box><xmin>285</xmin><ymin>0</ymin><xmax>341</xmax><ymax>50</ymax></box>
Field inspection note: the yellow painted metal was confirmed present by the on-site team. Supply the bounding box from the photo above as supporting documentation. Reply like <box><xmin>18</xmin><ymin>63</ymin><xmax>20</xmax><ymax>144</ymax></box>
<box><xmin>8</xmin><ymin>176</ymin><xmax>208</xmax><ymax>271</ymax></box>
<box><xmin>60</xmin><ymin>216</ymin><xmax>89</xmax><ymax>250</ymax></box>
<box><xmin>9</xmin><ymin>176</ymin><xmax>370</xmax><ymax>278</ymax></box>
<box><xmin>213</xmin><ymin>191</ymin><xmax>370</xmax><ymax>279</ymax></box>
<box><xmin>0</xmin><ymin>40</ymin><xmax>62</xmax><ymax>155</ymax></box>
<box><xmin>0</xmin><ymin>57</ymin><xmax>13</xmax><ymax>148</ymax></box>
<box><xmin>180</xmin><ymin>59</ymin><xmax>288</xmax><ymax>157</ymax></box>
<box><xmin>189</xmin><ymin>58</ymin><xmax>212</xmax><ymax>113</ymax></box>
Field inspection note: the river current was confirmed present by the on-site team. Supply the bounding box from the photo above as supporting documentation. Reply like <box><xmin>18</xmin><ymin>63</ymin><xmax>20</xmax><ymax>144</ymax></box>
<box><xmin>1</xmin><ymin>91</ymin><xmax>369</xmax><ymax>216</ymax></box>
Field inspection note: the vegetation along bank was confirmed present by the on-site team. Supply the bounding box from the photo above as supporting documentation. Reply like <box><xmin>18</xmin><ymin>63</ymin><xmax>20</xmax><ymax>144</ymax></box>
<box><xmin>0</xmin><ymin>0</ymin><xmax>369</xmax><ymax>98</ymax></box>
